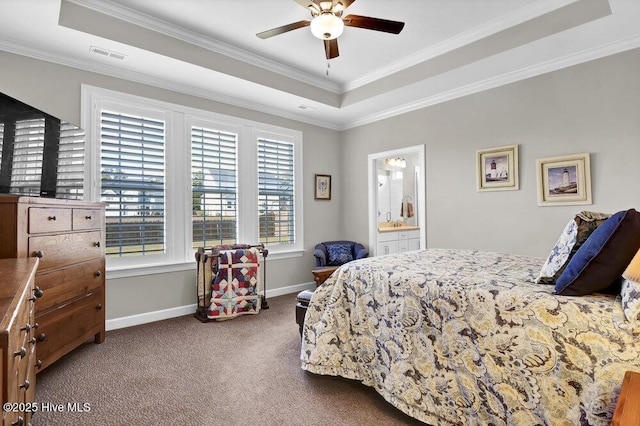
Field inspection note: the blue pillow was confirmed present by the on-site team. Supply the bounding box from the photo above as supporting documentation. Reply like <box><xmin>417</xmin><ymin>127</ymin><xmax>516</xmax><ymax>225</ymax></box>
<box><xmin>327</xmin><ymin>243</ymin><xmax>354</xmax><ymax>266</ymax></box>
<box><xmin>555</xmin><ymin>209</ymin><xmax>640</xmax><ymax>296</ymax></box>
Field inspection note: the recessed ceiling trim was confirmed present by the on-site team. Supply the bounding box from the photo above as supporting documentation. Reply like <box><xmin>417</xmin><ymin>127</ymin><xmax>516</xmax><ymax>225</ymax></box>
<box><xmin>344</xmin><ymin>33</ymin><xmax>640</xmax><ymax>130</ymax></box>
<box><xmin>343</xmin><ymin>0</ymin><xmax>580</xmax><ymax>92</ymax></box>
<box><xmin>1</xmin><ymin>28</ymin><xmax>637</xmax><ymax>131</ymax></box>
<box><xmin>0</xmin><ymin>37</ymin><xmax>342</xmax><ymax>131</ymax></box>
<box><xmin>68</xmin><ymin>0</ymin><xmax>341</xmax><ymax>94</ymax></box>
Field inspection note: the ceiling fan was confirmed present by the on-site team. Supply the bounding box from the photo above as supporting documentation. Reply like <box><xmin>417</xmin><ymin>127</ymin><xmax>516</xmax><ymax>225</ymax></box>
<box><xmin>256</xmin><ymin>0</ymin><xmax>405</xmax><ymax>60</ymax></box>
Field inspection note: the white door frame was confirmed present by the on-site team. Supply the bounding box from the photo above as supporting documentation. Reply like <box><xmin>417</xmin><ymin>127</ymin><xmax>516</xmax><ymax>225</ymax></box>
<box><xmin>367</xmin><ymin>144</ymin><xmax>426</xmax><ymax>256</ymax></box>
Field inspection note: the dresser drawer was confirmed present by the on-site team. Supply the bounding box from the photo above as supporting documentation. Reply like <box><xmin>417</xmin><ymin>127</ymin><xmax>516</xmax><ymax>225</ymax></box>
<box><xmin>28</xmin><ymin>207</ymin><xmax>72</xmax><ymax>234</ymax></box>
<box><xmin>28</xmin><ymin>231</ymin><xmax>103</xmax><ymax>272</ymax></box>
<box><xmin>73</xmin><ymin>208</ymin><xmax>102</xmax><ymax>230</ymax></box>
<box><xmin>35</xmin><ymin>289</ymin><xmax>104</xmax><ymax>369</ymax></box>
<box><xmin>34</xmin><ymin>258</ymin><xmax>104</xmax><ymax>314</ymax></box>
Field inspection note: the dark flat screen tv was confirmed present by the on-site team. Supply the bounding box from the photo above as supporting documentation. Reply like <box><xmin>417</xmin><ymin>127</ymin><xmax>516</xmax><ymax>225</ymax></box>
<box><xmin>0</xmin><ymin>92</ymin><xmax>85</xmax><ymax>199</ymax></box>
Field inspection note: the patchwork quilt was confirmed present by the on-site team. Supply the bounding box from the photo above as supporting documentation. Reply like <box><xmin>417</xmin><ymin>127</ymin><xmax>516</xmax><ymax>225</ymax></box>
<box><xmin>207</xmin><ymin>247</ymin><xmax>261</xmax><ymax>320</ymax></box>
<box><xmin>300</xmin><ymin>249</ymin><xmax>640</xmax><ymax>425</ymax></box>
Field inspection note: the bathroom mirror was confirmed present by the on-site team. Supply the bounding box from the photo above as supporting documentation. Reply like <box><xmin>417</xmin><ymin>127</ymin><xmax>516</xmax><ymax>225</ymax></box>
<box><xmin>368</xmin><ymin>145</ymin><xmax>426</xmax><ymax>256</ymax></box>
<box><xmin>376</xmin><ymin>155</ymin><xmax>419</xmax><ymax>227</ymax></box>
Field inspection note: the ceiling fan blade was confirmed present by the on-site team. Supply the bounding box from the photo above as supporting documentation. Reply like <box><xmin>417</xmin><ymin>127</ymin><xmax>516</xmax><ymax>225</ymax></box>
<box><xmin>343</xmin><ymin>14</ymin><xmax>405</xmax><ymax>34</ymax></box>
<box><xmin>324</xmin><ymin>39</ymin><xmax>339</xmax><ymax>59</ymax></box>
<box><xmin>256</xmin><ymin>20</ymin><xmax>311</xmax><ymax>39</ymax></box>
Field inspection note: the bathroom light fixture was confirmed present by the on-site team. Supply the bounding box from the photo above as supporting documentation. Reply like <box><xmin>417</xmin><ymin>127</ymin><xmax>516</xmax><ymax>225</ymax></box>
<box><xmin>385</xmin><ymin>157</ymin><xmax>406</xmax><ymax>168</ymax></box>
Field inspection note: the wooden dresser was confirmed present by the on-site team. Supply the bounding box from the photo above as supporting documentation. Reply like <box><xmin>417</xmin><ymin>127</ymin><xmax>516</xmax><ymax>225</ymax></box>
<box><xmin>0</xmin><ymin>257</ymin><xmax>40</xmax><ymax>426</ymax></box>
<box><xmin>0</xmin><ymin>195</ymin><xmax>105</xmax><ymax>372</ymax></box>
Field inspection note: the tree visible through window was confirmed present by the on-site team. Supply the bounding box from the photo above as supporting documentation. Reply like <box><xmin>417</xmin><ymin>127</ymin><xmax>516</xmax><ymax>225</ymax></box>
<box><xmin>84</xmin><ymin>86</ymin><xmax>303</xmax><ymax>271</ymax></box>
<box><xmin>191</xmin><ymin>126</ymin><xmax>237</xmax><ymax>248</ymax></box>
<box><xmin>258</xmin><ymin>138</ymin><xmax>295</xmax><ymax>245</ymax></box>
<box><xmin>100</xmin><ymin>111</ymin><xmax>166</xmax><ymax>257</ymax></box>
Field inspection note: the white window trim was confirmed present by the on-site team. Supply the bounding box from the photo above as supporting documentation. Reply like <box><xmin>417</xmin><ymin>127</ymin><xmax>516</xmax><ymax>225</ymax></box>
<box><xmin>81</xmin><ymin>85</ymin><xmax>304</xmax><ymax>277</ymax></box>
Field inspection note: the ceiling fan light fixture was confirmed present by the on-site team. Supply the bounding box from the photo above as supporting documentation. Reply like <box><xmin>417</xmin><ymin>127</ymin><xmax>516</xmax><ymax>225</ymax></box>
<box><xmin>310</xmin><ymin>13</ymin><xmax>344</xmax><ymax>40</ymax></box>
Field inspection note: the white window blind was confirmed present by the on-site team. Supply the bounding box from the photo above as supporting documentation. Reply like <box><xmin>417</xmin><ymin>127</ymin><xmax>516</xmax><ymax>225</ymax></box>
<box><xmin>56</xmin><ymin>122</ymin><xmax>85</xmax><ymax>199</ymax></box>
<box><xmin>10</xmin><ymin>118</ymin><xmax>44</xmax><ymax>196</ymax></box>
<box><xmin>258</xmin><ymin>138</ymin><xmax>295</xmax><ymax>245</ymax></box>
<box><xmin>100</xmin><ymin>111</ymin><xmax>166</xmax><ymax>257</ymax></box>
<box><xmin>0</xmin><ymin>118</ymin><xmax>84</xmax><ymax>198</ymax></box>
<box><xmin>191</xmin><ymin>126</ymin><xmax>238</xmax><ymax>248</ymax></box>
<box><xmin>83</xmin><ymin>86</ymin><xmax>303</xmax><ymax>275</ymax></box>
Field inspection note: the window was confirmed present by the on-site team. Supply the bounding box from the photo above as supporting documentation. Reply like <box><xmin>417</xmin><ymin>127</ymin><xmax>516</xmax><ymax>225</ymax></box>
<box><xmin>83</xmin><ymin>86</ymin><xmax>303</xmax><ymax>276</ymax></box>
<box><xmin>258</xmin><ymin>138</ymin><xmax>295</xmax><ymax>245</ymax></box>
<box><xmin>191</xmin><ymin>125</ymin><xmax>237</xmax><ymax>248</ymax></box>
<box><xmin>100</xmin><ymin>111</ymin><xmax>166</xmax><ymax>257</ymax></box>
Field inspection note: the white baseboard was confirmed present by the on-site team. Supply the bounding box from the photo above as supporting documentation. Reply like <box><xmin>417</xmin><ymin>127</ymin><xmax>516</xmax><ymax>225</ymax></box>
<box><xmin>106</xmin><ymin>281</ymin><xmax>315</xmax><ymax>331</ymax></box>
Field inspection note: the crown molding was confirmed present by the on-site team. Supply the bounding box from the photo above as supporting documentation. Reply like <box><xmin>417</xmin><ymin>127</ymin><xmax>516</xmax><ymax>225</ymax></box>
<box><xmin>341</xmin><ymin>34</ymin><xmax>640</xmax><ymax>130</ymax></box>
<box><xmin>68</xmin><ymin>0</ymin><xmax>342</xmax><ymax>94</ymax></box>
<box><xmin>343</xmin><ymin>0</ymin><xmax>578</xmax><ymax>92</ymax></box>
<box><xmin>2</xmin><ymin>28</ymin><xmax>638</xmax><ymax>132</ymax></box>
<box><xmin>0</xmin><ymin>37</ymin><xmax>340</xmax><ymax>131</ymax></box>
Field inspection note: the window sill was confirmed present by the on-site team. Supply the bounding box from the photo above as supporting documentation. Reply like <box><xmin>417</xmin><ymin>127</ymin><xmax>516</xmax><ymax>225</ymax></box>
<box><xmin>105</xmin><ymin>249</ymin><xmax>304</xmax><ymax>280</ymax></box>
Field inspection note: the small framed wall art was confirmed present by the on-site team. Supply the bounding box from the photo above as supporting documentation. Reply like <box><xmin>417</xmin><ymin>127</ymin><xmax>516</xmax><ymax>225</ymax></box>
<box><xmin>314</xmin><ymin>174</ymin><xmax>331</xmax><ymax>200</ymax></box>
<box><xmin>476</xmin><ymin>144</ymin><xmax>519</xmax><ymax>191</ymax></box>
<box><xmin>536</xmin><ymin>152</ymin><xmax>592</xmax><ymax>206</ymax></box>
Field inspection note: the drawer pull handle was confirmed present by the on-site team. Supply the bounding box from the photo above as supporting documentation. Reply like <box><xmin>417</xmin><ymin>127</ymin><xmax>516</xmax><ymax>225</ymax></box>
<box><xmin>95</xmin><ymin>271</ymin><xmax>102</xmax><ymax>277</ymax></box>
<box><xmin>94</xmin><ymin>241</ymin><xmax>101</xmax><ymax>247</ymax></box>
<box><xmin>35</xmin><ymin>359</ymin><xmax>42</xmax><ymax>369</ymax></box>
<box><xmin>14</xmin><ymin>347</ymin><xmax>26</xmax><ymax>358</ymax></box>
<box><xmin>33</xmin><ymin>286</ymin><xmax>44</xmax><ymax>298</ymax></box>
<box><xmin>28</xmin><ymin>337</ymin><xmax>36</xmax><ymax>345</ymax></box>
<box><xmin>37</xmin><ymin>333</ymin><xmax>46</xmax><ymax>342</ymax></box>
<box><xmin>20</xmin><ymin>324</ymin><xmax>31</xmax><ymax>333</ymax></box>
<box><xmin>96</xmin><ymin>304</ymin><xmax>103</xmax><ymax>310</ymax></box>
<box><xmin>35</xmin><ymin>250</ymin><xmax>44</xmax><ymax>258</ymax></box>
<box><xmin>33</xmin><ymin>322</ymin><xmax>39</xmax><ymax>330</ymax></box>
<box><xmin>19</xmin><ymin>380</ymin><xmax>30</xmax><ymax>390</ymax></box>
<box><xmin>48</xmin><ymin>215</ymin><xmax>57</xmax><ymax>221</ymax></box>
<box><xmin>11</xmin><ymin>416</ymin><xmax>24</xmax><ymax>426</ymax></box>
<box><xmin>85</xmin><ymin>215</ymin><xmax>92</xmax><ymax>220</ymax></box>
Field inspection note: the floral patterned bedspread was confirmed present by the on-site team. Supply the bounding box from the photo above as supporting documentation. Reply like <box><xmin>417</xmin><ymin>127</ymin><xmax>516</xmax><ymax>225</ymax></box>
<box><xmin>300</xmin><ymin>249</ymin><xmax>640</xmax><ymax>425</ymax></box>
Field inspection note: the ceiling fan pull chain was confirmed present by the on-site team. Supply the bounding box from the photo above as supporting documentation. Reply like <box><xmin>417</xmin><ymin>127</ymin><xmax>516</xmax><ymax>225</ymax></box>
<box><xmin>326</xmin><ymin>61</ymin><xmax>330</xmax><ymax>76</ymax></box>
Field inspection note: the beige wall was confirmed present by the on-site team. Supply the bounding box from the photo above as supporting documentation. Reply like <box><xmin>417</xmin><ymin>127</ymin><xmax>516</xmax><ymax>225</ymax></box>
<box><xmin>2</xmin><ymin>46</ymin><xmax>640</xmax><ymax>321</ymax></box>
<box><xmin>0</xmin><ymin>51</ymin><xmax>344</xmax><ymax>320</ymax></box>
<box><xmin>341</xmin><ymin>47</ymin><xmax>640</xmax><ymax>258</ymax></box>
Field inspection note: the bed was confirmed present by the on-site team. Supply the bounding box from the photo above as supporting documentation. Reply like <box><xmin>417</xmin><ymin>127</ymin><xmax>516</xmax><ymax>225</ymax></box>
<box><xmin>300</xmin><ymin>244</ymin><xmax>640</xmax><ymax>425</ymax></box>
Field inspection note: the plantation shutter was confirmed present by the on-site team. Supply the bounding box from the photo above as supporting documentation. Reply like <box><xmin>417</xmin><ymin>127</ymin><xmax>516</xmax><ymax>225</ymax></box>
<box><xmin>191</xmin><ymin>126</ymin><xmax>238</xmax><ymax>248</ymax></box>
<box><xmin>10</xmin><ymin>118</ymin><xmax>44</xmax><ymax>196</ymax></box>
<box><xmin>257</xmin><ymin>138</ymin><xmax>295</xmax><ymax>245</ymax></box>
<box><xmin>55</xmin><ymin>121</ymin><xmax>85</xmax><ymax>198</ymax></box>
<box><xmin>100</xmin><ymin>111</ymin><xmax>166</xmax><ymax>257</ymax></box>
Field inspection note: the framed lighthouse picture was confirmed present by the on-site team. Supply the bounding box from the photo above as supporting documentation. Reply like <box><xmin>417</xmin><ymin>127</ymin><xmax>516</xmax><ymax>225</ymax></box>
<box><xmin>536</xmin><ymin>153</ymin><xmax>592</xmax><ymax>206</ymax></box>
<box><xmin>476</xmin><ymin>144</ymin><xmax>519</xmax><ymax>192</ymax></box>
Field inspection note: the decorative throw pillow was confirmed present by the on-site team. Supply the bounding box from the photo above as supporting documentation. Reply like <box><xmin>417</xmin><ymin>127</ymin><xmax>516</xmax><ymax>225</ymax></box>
<box><xmin>536</xmin><ymin>211</ymin><xmax>611</xmax><ymax>284</ymax></box>
<box><xmin>327</xmin><ymin>243</ymin><xmax>354</xmax><ymax>266</ymax></box>
<box><xmin>621</xmin><ymin>278</ymin><xmax>640</xmax><ymax>323</ymax></box>
<box><xmin>555</xmin><ymin>209</ymin><xmax>640</xmax><ymax>296</ymax></box>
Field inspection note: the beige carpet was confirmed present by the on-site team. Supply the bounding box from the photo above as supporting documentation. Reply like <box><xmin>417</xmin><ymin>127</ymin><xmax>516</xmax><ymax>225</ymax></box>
<box><xmin>33</xmin><ymin>293</ymin><xmax>424</xmax><ymax>425</ymax></box>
